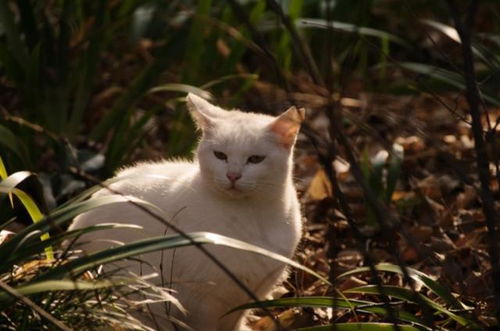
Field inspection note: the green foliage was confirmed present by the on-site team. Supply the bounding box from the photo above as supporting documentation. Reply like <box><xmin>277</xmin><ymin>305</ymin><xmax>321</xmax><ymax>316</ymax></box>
<box><xmin>299</xmin><ymin>323</ymin><xmax>420</xmax><ymax>331</ymax></box>
<box><xmin>0</xmin><ymin>160</ymin><xmax>53</xmax><ymax>259</ymax></box>
<box><xmin>231</xmin><ymin>263</ymin><xmax>478</xmax><ymax>330</ymax></box>
<box><xmin>230</xmin><ymin>296</ymin><xmax>425</xmax><ymax>327</ymax></box>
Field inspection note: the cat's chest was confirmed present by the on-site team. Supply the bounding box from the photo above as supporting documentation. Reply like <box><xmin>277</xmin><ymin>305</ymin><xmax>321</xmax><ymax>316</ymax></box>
<box><xmin>178</xmin><ymin>199</ymin><xmax>298</xmax><ymax>257</ymax></box>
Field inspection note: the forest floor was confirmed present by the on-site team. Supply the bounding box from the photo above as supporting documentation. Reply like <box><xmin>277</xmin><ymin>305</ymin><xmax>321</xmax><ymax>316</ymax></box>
<box><xmin>238</xmin><ymin>83</ymin><xmax>499</xmax><ymax>329</ymax></box>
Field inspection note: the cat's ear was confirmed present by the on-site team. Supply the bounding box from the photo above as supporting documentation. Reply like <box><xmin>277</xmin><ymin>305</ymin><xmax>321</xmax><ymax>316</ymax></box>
<box><xmin>270</xmin><ymin>106</ymin><xmax>305</xmax><ymax>149</ymax></box>
<box><xmin>186</xmin><ymin>93</ymin><xmax>221</xmax><ymax>130</ymax></box>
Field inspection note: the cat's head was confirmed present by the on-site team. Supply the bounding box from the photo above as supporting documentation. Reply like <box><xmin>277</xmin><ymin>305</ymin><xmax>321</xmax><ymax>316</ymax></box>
<box><xmin>186</xmin><ymin>93</ymin><xmax>304</xmax><ymax>199</ymax></box>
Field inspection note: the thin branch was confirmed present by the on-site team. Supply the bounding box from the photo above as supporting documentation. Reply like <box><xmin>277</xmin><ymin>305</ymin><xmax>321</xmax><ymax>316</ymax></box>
<box><xmin>446</xmin><ymin>0</ymin><xmax>500</xmax><ymax>320</ymax></box>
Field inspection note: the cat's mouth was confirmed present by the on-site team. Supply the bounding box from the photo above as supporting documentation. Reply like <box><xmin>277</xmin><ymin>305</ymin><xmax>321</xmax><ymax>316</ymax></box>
<box><xmin>212</xmin><ymin>178</ymin><xmax>252</xmax><ymax>198</ymax></box>
<box><xmin>227</xmin><ymin>185</ymin><xmax>242</xmax><ymax>193</ymax></box>
<box><xmin>223</xmin><ymin>184</ymin><xmax>247</xmax><ymax>198</ymax></box>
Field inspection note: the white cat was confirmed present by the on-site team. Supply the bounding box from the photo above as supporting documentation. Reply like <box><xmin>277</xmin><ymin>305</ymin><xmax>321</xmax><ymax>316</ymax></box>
<box><xmin>69</xmin><ymin>93</ymin><xmax>304</xmax><ymax>330</ymax></box>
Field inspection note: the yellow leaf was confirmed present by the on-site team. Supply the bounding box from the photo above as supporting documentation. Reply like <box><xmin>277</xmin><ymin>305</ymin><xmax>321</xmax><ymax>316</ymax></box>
<box><xmin>0</xmin><ymin>157</ymin><xmax>14</xmax><ymax>207</ymax></box>
<box><xmin>0</xmin><ymin>183</ymin><xmax>54</xmax><ymax>260</ymax></box>
<box><xmin>306</xmin><ymin>169</ymin><xmax>332</xmax><ymax>201</ymax></box>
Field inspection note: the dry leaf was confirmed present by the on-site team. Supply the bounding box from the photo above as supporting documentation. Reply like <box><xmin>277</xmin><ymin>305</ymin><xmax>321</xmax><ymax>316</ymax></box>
<box><xmin>456</xmin><ymin>185</ymin><xmax>477</xmax><ymax>209</ymax></box>
<box><xmin>0</xmin><ymin>230</ymin><xmax>14</xmax><ymax>245</ymax></box>
<box><xmin>306</xmin><ymin>169</ymin><xmax>332</xmax><ymax>201</ymax></box>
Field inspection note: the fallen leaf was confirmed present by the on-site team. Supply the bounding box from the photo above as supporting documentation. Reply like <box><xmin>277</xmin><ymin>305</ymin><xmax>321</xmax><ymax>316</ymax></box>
<box><xmin>306</xmin><ymin>169</ymin><xmax>332</xmax><ymax>201</ymax></box>
<box><xmin>0</xmin><ymin>230</ymin><xmax>15</xmax><ymax>245</ymax></box>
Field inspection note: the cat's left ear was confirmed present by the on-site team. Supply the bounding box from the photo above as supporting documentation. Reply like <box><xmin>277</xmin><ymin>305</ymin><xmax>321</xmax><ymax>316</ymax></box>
<box><xmin>186</xmin><ymin>93</ymin><xmax>221</xmax><ymax>130</ymax></box>
<box><xmin>270</xmin><ymin>106</ymin><xmax>306</xmax><ymax>149</ymax></box>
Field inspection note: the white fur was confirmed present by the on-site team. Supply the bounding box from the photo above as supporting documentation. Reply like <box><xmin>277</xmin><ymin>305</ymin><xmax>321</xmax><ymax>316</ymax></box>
<box><xmin>69</xmin><ymin>94</ymin><xmax>304</xmax><ymax>330</ymax></box>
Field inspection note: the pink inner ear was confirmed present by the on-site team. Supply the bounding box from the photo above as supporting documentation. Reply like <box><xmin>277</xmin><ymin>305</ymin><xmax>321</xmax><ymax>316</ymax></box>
<box><xmin>271</xmin><ymin>118</ymin><xmax>299</xmax><ymax>149</ymax></box>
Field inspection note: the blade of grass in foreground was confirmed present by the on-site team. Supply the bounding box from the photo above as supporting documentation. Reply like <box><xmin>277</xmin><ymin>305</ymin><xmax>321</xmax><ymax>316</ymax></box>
<box><xmin>336</xmin><ymin>263</ymin><xmax>468</xmax><ymax>310</ymax></box>
<box><xmin>0</xmin><ymin>279</ymin><xmax>129</xmax><ymax>302</ymax></box>
<box><xmin>0</xmin><ymin>156</ymin><xmax>14</xmax><ymax>206</ymax></box>
<box><xmin>0</xmin><ymin>171</ymin><xmax>53</xmax><ymax>259</ymax></box>
<box><xmin>297</xmin><ymin>323</ymin><xmax>420</xmax><ymax>331</ymax></box>
<box><xmin>6</xmin><ymin>223</ymin><xmax>143</xmax><ymax>266</ymax></box>
<box><xmin>36</xmin><ymin>232</ymin><xmax>329</xmax><ymax>285</ymax></box>
<box><xmin>397</xmin><ymin>62</ymin><xmax>500</xmax><ymax>106</ymax></box>
<box><xmin>0</xmin><ymin>194</ymin><xmax>160</xmax><ymax>266</ymax></box>
<box><xmin>345</xmin><ymin>285</ymin><xmax>479</xmax><ymax>329</ymax></box>
<box><xmin>227</xmin><ymin>296</ymin><xmax>427</xmax><ymax>328</ymax></box>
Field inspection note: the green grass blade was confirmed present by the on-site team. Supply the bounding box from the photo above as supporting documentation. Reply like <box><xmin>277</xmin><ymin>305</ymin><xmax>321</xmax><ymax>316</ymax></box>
<box><xmin>59</xmin><ymin>173</ymin><xmax>173</xmax><ymax>208</ymax></box>
<box><xmin>200</xmin><ymin>73</ymin><xmax>259</xmax><ymax>90</ymax></box>
<box><xmin>398</xmin><ymin>62</ymin><xmax>500</xmax><ymax>106</ymax></box>
<box><xmin>298</xmin><ymin>323</ymin><xmax>420</xmax><ymax>331</ymax></box>
<box><xmin>345</xmin><ymin>285</ymin><xmax>478</xmax><ymax>329</ymax></box>
<box><xmin>227</xmin><ymin>296</ymin><xmax>426</xmax><ymax>327</ymax></box>
<box><xmin>337</xmin><ymin>263</ymin><xmax>468</xmax><ymax>310</ymax></box>
<box><xmin>0</xmin><ymin>172</ymin><xmax>53</xmax><ymax>259</ymax></box>
<box><xmin>6</xmin><ymin>223</ymin><xmax>142</xmax><ymax>266</ymax></box>
<box><xmin>69</xmin><ymin>0</ymin><xmax>108</xmax><ymax>137</ymax></box>
<box><xmin>0</xmin><ymin>157</ymin><xmax>7</xmax><ymax>179</ymax></box>
<box><xmin>34</xmin><ymin>232</ymin><xmax>329</xmax><ymax>285</ymax></box>
<box><xmin>0</xmin><ymin>279</ymin><xmax>128</xmax><ymax>303</ymax></box>
<box><xmin>275</xmin><ymin>0</ymin><xmax>304</xmax><ymax>71</ymax></box>
<box><xmin>298</xmin><ymin>19</ymin><xmax>410</xmax><ymax>47</ymax></box>
<box><xmin>399</xmin><ymin>62</ymin><xmax>465</xmax><ymax>89</ymax></box>
<box><xmin>182</xmin><ymin>0</ymin><xmax>213</xmax><ymax>84</ymax></box>
<box><xmin>0</xmin><ymin>194</ymin><xmax>160</xmax><ymax>266</ymax></box>
<box><xmin>0</xmin><ymin>156</ymin><xmax>13</xmax><ymax>207</ymax></box>
<box><xmin>58</xmin><ymin>177</ymin><xmax>127</xmax><ymax>208</ymax></box>
<box><xmin>148</xmin><ymin>83</ymin><xmax>212</xmax><ymax>99</ymax></box>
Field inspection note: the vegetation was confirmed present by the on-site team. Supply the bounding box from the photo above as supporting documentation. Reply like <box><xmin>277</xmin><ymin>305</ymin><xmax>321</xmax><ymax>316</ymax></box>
<box><xmin>0</xmin><ymin>0</ymin><xmax>498</xmax><ymax>329</ymax></box>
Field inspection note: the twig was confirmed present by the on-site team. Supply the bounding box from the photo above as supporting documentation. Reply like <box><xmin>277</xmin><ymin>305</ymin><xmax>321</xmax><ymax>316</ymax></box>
<box><xmin>446</xmin><ymin>0</ymin><xmax>500</xmax><ymax>320</ymax></box>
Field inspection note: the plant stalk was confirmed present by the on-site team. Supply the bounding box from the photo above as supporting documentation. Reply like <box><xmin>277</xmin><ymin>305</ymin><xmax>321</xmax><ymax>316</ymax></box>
<box><xmin>447</xmin><ymin>0</ymin><xmax>500</xmax><ymax>319</ymax></box>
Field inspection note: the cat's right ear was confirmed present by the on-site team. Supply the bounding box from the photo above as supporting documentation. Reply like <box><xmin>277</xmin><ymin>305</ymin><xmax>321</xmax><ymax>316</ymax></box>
<box><xmin>186</xmin><ymin>93</ymin><xmax>218</xmax><ymax>130</ymax></box>
<box><xmin>270</xmin><ymin>106</ymin><xmax>306</xmax><ymax>149</ymax></box>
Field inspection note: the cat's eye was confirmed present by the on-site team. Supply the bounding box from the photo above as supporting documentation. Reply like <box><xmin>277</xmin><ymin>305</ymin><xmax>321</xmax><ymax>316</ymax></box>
<box><xmin>247</xmin><ymin>155</ymin><xmax>266</xmax><ymax>164</ymax></box>
<box><xmin>213</xmin><ymin>151</ymin><xmax>228</xmax><ymax>161</ymax></box>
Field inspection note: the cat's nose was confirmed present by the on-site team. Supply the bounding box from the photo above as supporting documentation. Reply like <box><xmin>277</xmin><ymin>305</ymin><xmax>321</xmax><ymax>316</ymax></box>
<box><xmin>226</xmin><ymin>171</ymin><xmax>242</xmax><ymax>183</ymax></box>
